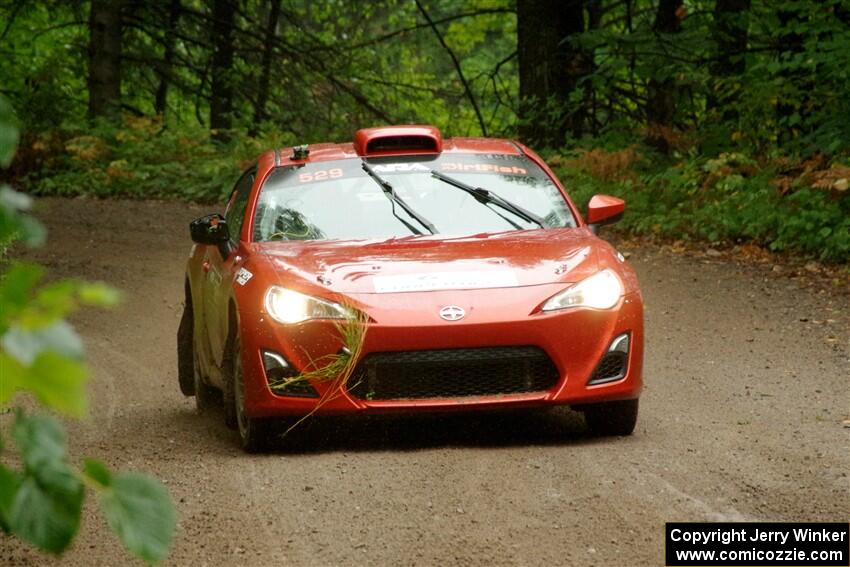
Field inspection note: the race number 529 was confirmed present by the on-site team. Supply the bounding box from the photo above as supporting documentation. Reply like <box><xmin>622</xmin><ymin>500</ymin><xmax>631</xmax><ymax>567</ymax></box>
<box><xmin>299</xmin><ymin>168</ymin><xmax>343</xmax><ymax>183</ymax></box>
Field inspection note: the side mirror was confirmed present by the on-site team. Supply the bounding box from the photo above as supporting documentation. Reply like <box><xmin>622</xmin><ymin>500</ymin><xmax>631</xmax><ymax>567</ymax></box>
<box><xmin>586</xmin><ymin>195</ymin><xmax>624</xmax><ymax>234</ymax></box>
<box><xmin>190</xmin><ymin>214</ymin><xmax>230</xmax><ymax>245</ymax></box>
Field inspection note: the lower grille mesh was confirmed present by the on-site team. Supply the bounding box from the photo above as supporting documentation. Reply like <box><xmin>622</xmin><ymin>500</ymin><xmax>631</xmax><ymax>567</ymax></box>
<box><xmin>588</xmin><ymin>351</ymin><xmax>628</xmax><ymax>384</ymax></box>
<box><xmin>347</xmin><ymin>346</ymin><xmax>559</xmax><ymax>400</ymax></box>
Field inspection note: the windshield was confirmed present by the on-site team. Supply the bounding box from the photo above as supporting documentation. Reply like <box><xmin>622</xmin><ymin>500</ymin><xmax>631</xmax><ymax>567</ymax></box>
<box><xmin>252</xmin><ymin>153</ymin><xmax>575</xmax><ymax>242</ymax></box>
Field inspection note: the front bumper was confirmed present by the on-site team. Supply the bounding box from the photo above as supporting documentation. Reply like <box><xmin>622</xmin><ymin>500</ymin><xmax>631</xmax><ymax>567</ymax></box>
<box><xmin>239</xmin><ymin>286</ymin><xmax>644</xmax><ymax>418</ymax></box>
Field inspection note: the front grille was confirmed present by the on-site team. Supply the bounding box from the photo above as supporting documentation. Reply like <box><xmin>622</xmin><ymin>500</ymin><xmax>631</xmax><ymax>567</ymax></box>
<box><xmin>347</xmin><ymin>346</ymin><xmax>559</xmax><ymax>400</ymax></box>
<box><xmin>588</xmin><ymin>351</ymin><xmax>628</xmax><ymax>385</ymax></box>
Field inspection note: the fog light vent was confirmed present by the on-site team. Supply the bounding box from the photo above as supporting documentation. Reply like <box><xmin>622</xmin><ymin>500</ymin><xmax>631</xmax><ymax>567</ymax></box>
<box><xmin>262</xmin><ymin>350</ymin><xmax>319</xmax><ymax>398</ymax></box>
<box><xmin>588</xmin><ymin>333</ymin><xmax>630</xmax><ymax>385</ymax></box>
<box><xmin>609</xmin><ymin>333</ymin><xmax>629</xmax><ymax>353</ymax></box>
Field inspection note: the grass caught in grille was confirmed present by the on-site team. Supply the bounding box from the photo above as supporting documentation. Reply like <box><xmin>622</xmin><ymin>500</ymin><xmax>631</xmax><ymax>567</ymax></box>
<box><xmin>267</xmin><ymin>307</ymin><xmax>368</xmax><ymax>435</ymax></box>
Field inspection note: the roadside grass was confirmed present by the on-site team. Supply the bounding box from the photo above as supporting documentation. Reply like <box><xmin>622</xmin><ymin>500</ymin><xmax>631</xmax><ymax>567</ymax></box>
<box><xmin>268</xmin><ymin>307</ymin><xmax>369</xmax><ymax>435</ymax></box>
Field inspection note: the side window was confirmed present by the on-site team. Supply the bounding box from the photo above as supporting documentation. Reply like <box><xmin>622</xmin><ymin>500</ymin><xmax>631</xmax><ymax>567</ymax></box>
<box><xmin>225</xmin><ymin>169</ymin><xmax>255</xmax><ymax>242</ymax></box>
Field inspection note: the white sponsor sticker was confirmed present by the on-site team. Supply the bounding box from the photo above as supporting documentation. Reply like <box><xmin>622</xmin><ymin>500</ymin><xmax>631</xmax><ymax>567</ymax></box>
<box><xmin>373</xmin><ymin>271</ymin><xmax>518</xmax><ymax>293</ymax></box>
<box><xmin>235</xmin><ymin>268</ymin><xmax>253</xmax><ymax>286</ymax></box>
<box><xmin>373</xmin><ymin>163</ymin><xmax>430</xmax><ymax>174</ymax></box>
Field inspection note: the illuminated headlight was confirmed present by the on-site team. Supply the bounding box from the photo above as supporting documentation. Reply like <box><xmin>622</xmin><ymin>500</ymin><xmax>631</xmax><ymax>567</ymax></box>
<box><xmin>264</xmin><ymin>286</ymin><xmax>350</xmax><ymax>324</ymax></box>
<box><xmin>542</xmin><ymin>269</ymin><xmax>623</xmax><ymax>311</ymax></box>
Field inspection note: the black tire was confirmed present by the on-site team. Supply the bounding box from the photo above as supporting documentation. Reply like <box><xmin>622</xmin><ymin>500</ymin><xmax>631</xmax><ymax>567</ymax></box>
<box><xmin>222</xmin><ymin>335</ymin><xmax>238</xmax><ymax>430</ymax></box>
<box><xmin>193</xmin><ymin>350</ymin><xmax>218</xmax><ymax>413</ymax></box>
<box><xmin>227</xmin><ymin>333</ymin><xmax>273</xmax><ymax>452</ymax></box>
<box><xmin>581</xmin><ymin>399</ymin><xmax>639</xmax><ymax>436</ymax></box>
<box><xmin>177</xmin><ymin>297</ymin><xmax>195</xmax><ymax>396</ymax></box>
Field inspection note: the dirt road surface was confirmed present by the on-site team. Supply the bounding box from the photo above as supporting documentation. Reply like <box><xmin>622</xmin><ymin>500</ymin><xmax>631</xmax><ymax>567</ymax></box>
<box><xmin>3</xmin><ymin>197</ymin><xmax>848</xmax><ymax>566</ymax></box>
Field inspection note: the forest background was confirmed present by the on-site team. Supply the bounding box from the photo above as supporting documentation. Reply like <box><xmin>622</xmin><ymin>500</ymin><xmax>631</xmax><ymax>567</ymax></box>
<box><xmin>1</xmin><ymin>0</ymin><xmax>848</xmax><ymax>263</ymax></box>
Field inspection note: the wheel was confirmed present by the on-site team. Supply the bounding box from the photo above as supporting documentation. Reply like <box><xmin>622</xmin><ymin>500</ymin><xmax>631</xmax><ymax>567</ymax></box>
<box><xmin>177</xmin><ymin>299</ymin><xmax>196</xmax><ymax>396</ymax></box>
<box><xmin>193</xmin><ymin>350</ymin><xmax>217</xmax><ymax>412</ymax></box>
<box><xmin>178</xmin><ymin>289</ymin><xmax>218</xmax><ymax>410</ymax></box>
<box><xmin>227</xmin><ymin>333</ymin><xmax>273</xmax><ymax>453</ymax></box>
<box><xmin>222</xmin><ymin>335</ymin><xmax>238</xmax><ymax>430</ymax></box>
<box><xmin>581</xmin><ymin>399</ymin><xmax>639</xmax><ymax>436</ymax></box>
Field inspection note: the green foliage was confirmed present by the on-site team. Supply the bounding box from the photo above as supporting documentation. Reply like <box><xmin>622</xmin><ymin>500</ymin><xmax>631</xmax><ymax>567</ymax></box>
<box><xmin>0</xmin><ymin>2</ymin><xmax>88</xmax><ymax>133</ymax></box>
<box><xmin>555</xmin><ymin>147</ymin><xmax>850</xmax><ymax>262</ymax></box>
<box><xmin>95</xmin><ymin>469</ymin><xmax>177</xmax><ymax>565</ymax></box>
<box><xmin>1</xmin><ymin>1</ymin><xmax>848</xmax><ymax>261</ymax></box>
<box><xmin>1</xmin><ymin>412</ymin><xmax>175</xmax><ymax>563</ymax></box>
<box><xmin>0</xmin><ymin>97</ymin><xmax>45</xmax><ymax>247</ymax></box>
<box><xmin>0</xmin><ymin>1</ymin><xmax>517</xmax><ymax>140</ymax></box>
<box><xmin>738</xmin><ymin>1</ymin><xmax>850</xmax><ymax>156</ymax></box>
<box><xmin>0</xmin><ymin>97</ymin><xmax>175</xmax><ymax>563</ymax></box>
<box><xmin>5</xmin><ymin>411</ymin><xmax>84</xmax><ymax>554</ymax></box>
<box><xmin>572</xmin><ymin>0</ymin><xmax>850</xmax><ymax>157</ymax></box>
<box><xmin>0</xmin><ymin>260</ymin><xmax>121</xmax><ymax>414</ymax></box>
<box><xmin>0</xmin><ymin>97</ymin><xmax>19</xmax><ymax>167</ymax></box>
<box><xmin>24</xmin><ymin>117</ymin><xmax>293</xmax><ymax>202</ymax></box>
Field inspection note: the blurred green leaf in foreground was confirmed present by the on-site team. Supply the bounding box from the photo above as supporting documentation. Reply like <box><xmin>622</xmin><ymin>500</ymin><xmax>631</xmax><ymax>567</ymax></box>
<box><xmin>0</xmin><ymin>95</ymin><xmax>175</xmax><ymax>564</ymax></box>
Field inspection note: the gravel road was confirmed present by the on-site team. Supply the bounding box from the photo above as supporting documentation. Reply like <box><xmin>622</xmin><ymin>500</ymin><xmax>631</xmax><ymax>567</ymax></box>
<box><xmin>3</xmin><ymin>197</ymin><xmax>848</xmax><ymax>566</ymax></box>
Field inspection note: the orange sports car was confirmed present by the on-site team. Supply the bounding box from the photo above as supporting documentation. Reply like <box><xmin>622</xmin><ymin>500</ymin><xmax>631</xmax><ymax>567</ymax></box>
<box><xmin>178</xmin><ymin>125</ymin><xmax>643</xmax><ymax>451</ymax></box>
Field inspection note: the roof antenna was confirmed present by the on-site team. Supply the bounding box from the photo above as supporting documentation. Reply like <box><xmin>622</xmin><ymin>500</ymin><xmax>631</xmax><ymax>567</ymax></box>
<box><xmin>291</xmin><ymin>144</ymin><xmax>309</xmax><ymax>160</ymax></box>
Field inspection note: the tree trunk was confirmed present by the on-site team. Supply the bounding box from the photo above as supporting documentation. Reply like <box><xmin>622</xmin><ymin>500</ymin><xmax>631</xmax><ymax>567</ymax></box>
<box><xmin>517</xmin><ymin>0</ymin><xmax>589</xmax><ymax>147</ymax></box>
<box><xmin>712</xmin><ymin>0</ymin><xmax>750</xmax><ymax>77</ymax></box>
<box><xmin>87</xmin><ymin>0</ymin><xmax>123</xmax><ymax>120</ymax></box>
<box><xmin>209</xmin><ymin>0</ymin><xmax>236</xmax><ymax>139</ymax></box>
<box><xmin>155</xmin><ymin>0</ymin><xmax>181</xmax><ymax>116</ymax></box>
<box><xmin>645</xmin><ymin>0</ymin><xmax>683</xmax><ymax>153</ymax></box>
<box><xmin>585</xmin><ymin>0</ymin><xmax>603</xmax><ymax>134</ymax></box>
<box><xmin>251</xmin><ymin>0</ymin><xmax>282</xmax><ymax>135</ymax></box>
<box><xmin>775</xmin><ymin>9</ymin><xmax>808</xmax><ymax>146</ymax></box>
<box><xmin>836</xmin><ymin>4</ymin><xmax>850</xmax><ymax>26</ymax></box>
<box><xmin>708</xmin><ymin>0</ymin><xmax>750</xmax><ymax>112</ymax></box>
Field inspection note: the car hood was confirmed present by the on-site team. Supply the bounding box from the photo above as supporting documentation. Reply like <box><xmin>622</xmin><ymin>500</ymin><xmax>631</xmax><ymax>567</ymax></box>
<box><xmin>256</xmin><ymin>228</ymin><xmax>601</xmax><ymax>295</ymax></box>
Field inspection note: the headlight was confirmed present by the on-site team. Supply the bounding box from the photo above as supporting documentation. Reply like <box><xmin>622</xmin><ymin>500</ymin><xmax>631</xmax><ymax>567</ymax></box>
<box><xmin>264</xmin><ymin>286</ymin><xmax>350</xmax><ymax>324</ymax></box>
<box><xmin>542</xmin><ymin>269</ymin><xmax>623</xmax><ymax>311</ymax></box>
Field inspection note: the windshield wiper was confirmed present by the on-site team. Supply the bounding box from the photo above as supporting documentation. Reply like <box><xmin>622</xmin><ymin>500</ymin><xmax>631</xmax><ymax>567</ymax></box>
<box><xmin>430</xmin><ymin>170</ymin><xmax>546</xmax><ymax>229</ymax></box>
<box><xmin>362</xmin><ymin>161</ymin><xmax>437</xmax><ymax>235</ymax></box>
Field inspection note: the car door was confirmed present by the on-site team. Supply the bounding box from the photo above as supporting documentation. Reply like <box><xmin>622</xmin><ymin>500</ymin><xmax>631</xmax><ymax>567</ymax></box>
<box><xmin>200</xmin><ymin>167</ymin><xmax>255</xmax><ymax>380</ymax></box>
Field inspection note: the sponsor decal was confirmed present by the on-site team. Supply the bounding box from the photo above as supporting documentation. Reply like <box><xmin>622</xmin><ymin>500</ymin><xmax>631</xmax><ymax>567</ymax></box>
<box><xmin>235</xmin><ymin>268</ymin><xmax>253</xmax><ymax>286</ymax></box>
<box><xmin>373</xmin><ymin>163</ymin><xmax>430</xmax><ymax>173</ymax></box>
<box><xmin>440</xmin><ymin>162</ymin><xmax>527</xmax><ymax>175</ymax></box>
<box><xmin>373</xmin><ymin>271</ymin><xmax>518</xmax><ymax>293</ymax></box>
<box><xmin>290</xmin><ymin>157</ymin><xmax>532</xmax><ymax>185</ymax></box>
